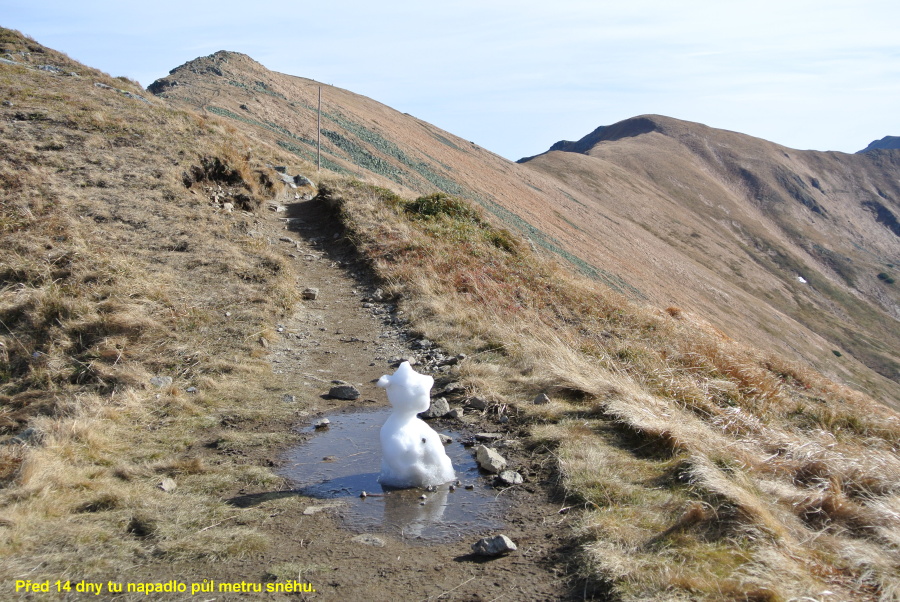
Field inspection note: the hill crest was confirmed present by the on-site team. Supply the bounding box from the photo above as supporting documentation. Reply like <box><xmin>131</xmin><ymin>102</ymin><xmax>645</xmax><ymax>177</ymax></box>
<box><xmin>146</xmin><ymin>52</ymin><xmax>900</xmax><ymax>405</ymax></box>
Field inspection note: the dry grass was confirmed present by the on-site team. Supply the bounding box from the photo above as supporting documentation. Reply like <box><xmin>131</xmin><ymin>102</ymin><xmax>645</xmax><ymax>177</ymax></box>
<box><xmin>0</xmin><ymin>27</ymin><xmax>318</xmax><ymax>583</ymax></box>
<box><xmin>3</xmin><ymin>25</ymin><xmax>899</xmax><ymax>599</ymax></box>
<box><xmin>324</xmin><ymin>179</ymin><xmax>900</xmax><ymax>600</ymax></box>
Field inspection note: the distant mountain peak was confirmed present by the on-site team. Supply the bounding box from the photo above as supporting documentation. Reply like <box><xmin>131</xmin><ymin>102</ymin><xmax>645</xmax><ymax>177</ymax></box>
<box><xmin>519</xmin><ymin>115</ymin><xmax>692</xmax><ymax>163</ymax></box>
<box><xmin>858</xmin><ymin>136</ymin><xmax>900</xmax><ymax>154</ymax></box>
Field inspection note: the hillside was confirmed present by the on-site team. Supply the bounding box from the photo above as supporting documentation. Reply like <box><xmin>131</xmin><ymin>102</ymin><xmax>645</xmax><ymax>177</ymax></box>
<box><xmin>3</xmin><ymin>29</ymin><xmax>900</xmax><ymax>601</ymax></box>
<box><xmin>150</xmin><ymin>53</ymin><xmax>899</xmax><ymax>408</ymax></box>
<box><xmin>521</xmin><ymin>115</ymin><xmax>900</xmax><ymax>407</ymax></box>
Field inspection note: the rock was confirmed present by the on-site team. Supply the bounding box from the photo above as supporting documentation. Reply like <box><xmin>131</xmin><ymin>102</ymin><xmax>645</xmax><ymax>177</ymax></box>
<box><xmin>474</xmin><ymin>433</ymin><xmax>503</xmax><ymax>441</ymax></box>
<box><xmin>222</xmin><ymin>202</ymin><xmax>234</xmax><ymax>213</ymax></box>
<box><xmin>185</xmin><ymin>386</ymin><xmax>198</xmax><ymax>394</ymax></box>
<box><xmin>471</xmin><ymin>534</ymin><xmax>517</xmax><ymax>556</ymax></box>
<box><xmin>157</xmin><ymin>478</ymin><xmax>177</xmax><ymax>493</ymax></box>
<box><xmin>446</xmin><ymin>408</ymin><xmax>463</xmax><ymax>419</ymax></box>
<box><xmin>279</xmin><ymin>236</ymin><xmax>295</xmax><ymax>244</ymax></box>
<box><xmin>497</xmin><ymin>470</ymin><xmax>523</xmax><ymax>485</ymax></box>
<box><xmin>438</xmin><ymin>433</ymin><xmax>452</xmax><ymax>445</ymax></box>
<box><xmin>434</xmin><ymin>382</ymin><xmax>466</xmax><ymax>398</ymax></box>
<box><xmin>302</xmin><ymin>287</ymin><xmax>319</xmax><ymax>300</ymax></box>
<box><xmin>466</xmin><ymin>396</ymin><xmax>489</xmax><ymax>410</ymax></box>
<box><xmin>418</xmin><ymin>396</ymin><xmax>450</xmax><ymax>419</ymax></box>
<box><xmin>533</xmin><ymin>392</ymin><xmax>551</xmax><ymax>405</ymax></box>
<box><xmin>282</xmin><ymin>394</ymin><xmax>297</xmax><ymax>403</ymax></box>
<box><xmin>328</xmin><ymin>383</ymin><xmax>360</xmax><ymax>400</ymax></box>
<box><xmin>314</xmin><ymin>418</ymin><xmax>331</xmax><ymax>429</ymax></box>
<box><xmin>150</xmin><ymin>376</ymin><xmax>173</xmax><ymax>389</ymax></box>
<box><xmin>8</xmin><ymin>427</ymin><xmax>39</xmax><ymax>445</ymax></box>
<box><xmin>475</xmin><ymin>445</ymin><xmax>507</xmax><ymax>474</ymax></box>
<box><xmin>412</xmin><ymin>338</ymin><xmax>433</xmax><ymax>350</ymax></box>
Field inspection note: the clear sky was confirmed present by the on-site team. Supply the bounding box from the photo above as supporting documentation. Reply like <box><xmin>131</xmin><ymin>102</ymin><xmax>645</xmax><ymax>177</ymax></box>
<box><xmin>4</xmin><ymin>1</ymin><xmax>898</xmax><ymax>160</ymax></box>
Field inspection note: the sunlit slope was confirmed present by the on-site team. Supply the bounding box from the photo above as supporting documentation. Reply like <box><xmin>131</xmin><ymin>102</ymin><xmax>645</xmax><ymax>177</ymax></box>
<box><xmin>151</xmin><ymin>55</ymin><xmax>899</xmax><ymax>406</ymax></box>
<box><xmin>522</xmin><ymin>115</ymin><xmax>900</xmax><ymax>406</ymax></box>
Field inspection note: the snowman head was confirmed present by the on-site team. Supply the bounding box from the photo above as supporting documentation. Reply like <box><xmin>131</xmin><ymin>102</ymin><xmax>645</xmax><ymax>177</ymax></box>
<box><xmin>377</xmin><ymin>361</ymin><xmax>434</xmax><ymax>413</ymax></box>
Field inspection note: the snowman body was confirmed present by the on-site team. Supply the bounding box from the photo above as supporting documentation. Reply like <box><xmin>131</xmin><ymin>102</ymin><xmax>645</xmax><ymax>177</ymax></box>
<box><xmin>377</xmin><ymin>362</ymin><xmax>455</xmax><ymax>488</ymax></box>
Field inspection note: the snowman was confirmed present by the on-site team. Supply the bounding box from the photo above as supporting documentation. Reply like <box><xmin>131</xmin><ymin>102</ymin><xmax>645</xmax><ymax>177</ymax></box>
<box><xmin>377</xmin><ymin>361</ymin><xmax>455</xmax><ymax>488</ymax></box>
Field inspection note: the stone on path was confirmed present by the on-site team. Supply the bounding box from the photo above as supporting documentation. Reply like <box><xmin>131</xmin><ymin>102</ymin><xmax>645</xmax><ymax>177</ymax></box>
<box><xmin>497</xmin><ymin>470</ymin><xmax>523</xmax><ymax>486</ymax></box>
<box><xmin>533</xmin><ymin>392</ymin><xmax>551</xmax><ymax>405</ymax></box>
<box><xmin>471</xmin><ymin>534</ymin><xmax>517</xmax><ymax>556</ymax></box>
<box><xmin>475</xmin><ymin>445</ymin><xmax>507</xmax><ymax>473</ymax></box>
<box><xmin>418</xmin><ymin>396</ymin><xmax>450</xmax><ymax>419</ymax></box>
<box><xmin>302</xmin><ymin>287</ymin><xmax>319</xmax><ymax>300</ymax></box>
<box><xmin>466</xmin><ymin>396</ymin><xmax>489</xmax><ymax>410</ymax></box>
<box><xmin>328</xmin><ymin>382</ymin><xmax>360</xmax><ymax>400</ymax></box>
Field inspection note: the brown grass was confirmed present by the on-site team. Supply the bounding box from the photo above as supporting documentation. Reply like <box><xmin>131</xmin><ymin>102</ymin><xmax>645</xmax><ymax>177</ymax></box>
<box><xmin>3</xmin><ymin>25</ymin><xmax>899</xmax><ymax>599</ymax></box>
<box><xmin>0</xmin><ymin>27</ymin><xmax>318</xmax><ymax>583</ymax></box>
<box><xmin>323</xmin><ymin>179</ymin><xmax>900</xmax><ymax>600</ymax></box>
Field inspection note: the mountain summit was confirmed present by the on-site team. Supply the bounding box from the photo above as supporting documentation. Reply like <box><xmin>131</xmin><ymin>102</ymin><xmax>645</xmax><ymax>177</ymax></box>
<box><xmin>858</xmin><ymin>135</ymin><xmax>900</xmax><ymax>153</ymax></box>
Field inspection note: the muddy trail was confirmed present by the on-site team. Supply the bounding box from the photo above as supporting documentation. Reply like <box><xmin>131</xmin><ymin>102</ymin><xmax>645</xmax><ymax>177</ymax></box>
<box><xmin>159</xmin><ymin>194</ymin><xmax>592</xmax><ymax>601</ymax></box>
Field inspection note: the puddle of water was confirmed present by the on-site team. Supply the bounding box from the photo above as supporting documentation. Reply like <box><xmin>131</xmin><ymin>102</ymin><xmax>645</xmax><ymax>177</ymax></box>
<box><xmin>280</xmin><ymin>407</ymin><xmax>504</xmax><ymax>542</ymax></box>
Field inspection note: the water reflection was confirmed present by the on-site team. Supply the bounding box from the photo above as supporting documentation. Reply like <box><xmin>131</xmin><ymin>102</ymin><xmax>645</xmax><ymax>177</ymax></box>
<box><xmin>279</xmin><ymin>407</ymin><xmax>503</xmax><ymax>541</ymax></box>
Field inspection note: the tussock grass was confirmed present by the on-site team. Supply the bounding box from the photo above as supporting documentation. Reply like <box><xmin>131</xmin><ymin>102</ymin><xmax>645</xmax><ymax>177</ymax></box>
<box><xmin>324</xmin><ymin>179</ymin><xmax>900</xmax><ymax>600</ymax></box>
<box><xmin>0</xmin><ymin>27</ymin><xmax>318</xmax><ymax>583</ymax></box>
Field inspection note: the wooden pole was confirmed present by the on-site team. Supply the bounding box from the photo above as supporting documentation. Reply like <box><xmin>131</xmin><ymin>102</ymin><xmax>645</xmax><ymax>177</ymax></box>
<box><xmin>317</xmin><ymin>86</ymin><xmax>321</xmax><ymax>171</ymax></box>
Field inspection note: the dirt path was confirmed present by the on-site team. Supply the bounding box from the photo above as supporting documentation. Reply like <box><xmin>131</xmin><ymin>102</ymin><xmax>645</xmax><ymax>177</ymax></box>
<box><xmin>169</xmin><ymin>194</ymin><xmax>592</xmax><ymax>601</ymax></box>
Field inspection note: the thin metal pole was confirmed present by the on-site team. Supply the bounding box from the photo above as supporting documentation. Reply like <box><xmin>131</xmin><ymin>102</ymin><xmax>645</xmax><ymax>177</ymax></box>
<box><xmin>317</xmin><ymin>86</ymin><xmax>321</xmax><ymax>171</ymax></box>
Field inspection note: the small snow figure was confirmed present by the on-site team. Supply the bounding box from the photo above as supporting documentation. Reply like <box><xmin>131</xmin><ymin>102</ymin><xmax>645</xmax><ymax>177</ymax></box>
<box><xmin>377</xmin><ymin>361</ymin><xmax>455</xmax><ymax>488</ymax></box>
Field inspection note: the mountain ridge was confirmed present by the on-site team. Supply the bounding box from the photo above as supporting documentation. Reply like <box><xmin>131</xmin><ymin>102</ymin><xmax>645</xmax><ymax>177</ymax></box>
<box><xmin>858</xmin><ymin>135</ymin><xmax>900</xmax><ymax>154</ymax></box>
<box><xmin>146</xmin><ymin>52</ymin><xmax>900</xmax><ymax>406</ymax></box>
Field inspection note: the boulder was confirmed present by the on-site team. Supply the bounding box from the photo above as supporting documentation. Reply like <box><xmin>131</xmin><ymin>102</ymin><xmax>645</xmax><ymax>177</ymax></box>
<box><xmin>328</xmin><ymin>382</ymin><xmax>360</xmax><ymax>400</ymax></box>
<box><xmin>497</xmin><ymin>470</ymin><xmax>523</xmax><ymax>485</ymax></box>
<box><xmin>475</xmin><ymin>445</ymin><xmax>507</xmax><ymax>474</ymax></box>
<box><xmin>418</xmin><ymin>396</ymin><xmax>450</xmax><ymax>419</ymax></box>
<box><xmin>533</xmin><ymin>393</ymin><xmax>551</xmax><ymax>405</ymax></box>
<box><xmin>471</xmin><ymin>534</ymin><xmax>517</xmax><ymax>556</ymax></box>
<box><xmin>466</xmin><ymin>396</ymin><xmax>489</xmax><ymax>410</ymax></box>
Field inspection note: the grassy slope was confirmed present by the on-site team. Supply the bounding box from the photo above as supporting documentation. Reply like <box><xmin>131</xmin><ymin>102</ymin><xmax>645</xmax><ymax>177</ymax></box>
<box><xmin>2</xmin><ymin>28</ymin><xmax>899</xmax><ymax>601</ymax></box>
<box><xmin>522</xmin><ymin>121</ymin><xmax>900</xmax><ymax>407</ymax></box>
<box><xmin>151</xmin><ymin>54</ymin><xmax>900</xmax><ymax>408</ymax></box>
<box><xmin>323</xmin><ymin>180</ymin><xmax>900</xmax><ymax>600</ymax></box>
<box><xmin>0</xmin><ymin>28</ymin><xmax>318</xmax><ymax>582</ymax></box>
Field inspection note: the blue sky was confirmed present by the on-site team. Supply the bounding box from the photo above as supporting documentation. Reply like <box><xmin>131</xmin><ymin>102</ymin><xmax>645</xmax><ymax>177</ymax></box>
<box><xmin>4</xmin><ymin>1</ymin><xmax>898</xmax><ymax>160</ymax></box>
